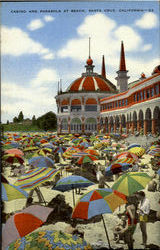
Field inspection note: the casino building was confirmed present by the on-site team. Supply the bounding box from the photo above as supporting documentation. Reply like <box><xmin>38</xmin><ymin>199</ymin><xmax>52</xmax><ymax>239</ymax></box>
<box><xmin>56</xmin><ymin>41</ymin><xmax>160</xmax><ymax>135</ymax></box>
<box><xmin>55</xmin><ymin>54</ymin><xmax>117</xmax><ymax>134</ymax></box>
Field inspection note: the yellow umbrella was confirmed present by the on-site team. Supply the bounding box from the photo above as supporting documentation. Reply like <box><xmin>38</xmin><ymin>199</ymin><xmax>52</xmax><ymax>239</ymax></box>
<box><xmin>128</xmin><ymin>147</ymin><xmax>145</xmax><ymax>157</ymax></box>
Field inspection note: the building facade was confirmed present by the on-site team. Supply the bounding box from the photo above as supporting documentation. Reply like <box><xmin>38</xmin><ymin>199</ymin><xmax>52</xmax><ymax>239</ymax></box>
<box><xmin>56</xmin><ymin>41</ymin><xmax>160</xmax><ymax>135</ymax></box>
<box><xmin>55</xmin><ymin>55</ymin><xmax>117</xmax><ymax>134</ymax></box>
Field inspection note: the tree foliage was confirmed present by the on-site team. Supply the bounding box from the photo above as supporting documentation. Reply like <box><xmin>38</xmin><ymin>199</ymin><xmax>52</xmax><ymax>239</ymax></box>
<box><xmin>18</xmin><ymin>111</ymin><xmax>24</xmax><ymax>122</ymax></box>
<box><xmin>13</xmin><ymin>117</ymin><xmax>19</xmax><ymax>123</ymax></box>
<box><xmin>36</xmin><ymin>111</ymin><xmax>57</xmax><ymax>131</ymax></box>
<box><xmin>32</xmin><ymin>115</ymin><xmax>37</xmax><ymax>126</ymax></box>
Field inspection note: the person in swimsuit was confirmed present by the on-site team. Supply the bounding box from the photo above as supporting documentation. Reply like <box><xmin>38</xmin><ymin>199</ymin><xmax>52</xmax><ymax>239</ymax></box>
<box><xmin>120</xmin><ymin>196</ymin><xmax>138</xmax><ymax>249</ymax></box>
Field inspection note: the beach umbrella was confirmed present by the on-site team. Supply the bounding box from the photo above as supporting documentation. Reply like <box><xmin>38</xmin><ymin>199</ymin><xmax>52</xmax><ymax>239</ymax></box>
<box><xmin>115</xmin><ymin>157</ymin><xmax>135</xmax><ymax>164</ymax></box>
<box><xmin>4</xmin><ymin>141</ymin><xmax>20</xmax><ymax>148</ymax></box>
<box><xmin>72</xmin><ymin>152</ymin><xmax>89</xmax><ymax>157</ymax></box>
<box><xmin>105</xmin><ymin>163</ymin><xmax>132</xmax><ymax>176</ymax></box>
<box><xmin>2</xmin><ymin>182</ymin><xmax>28</xmax><ymax>201</ymax></box>
<box><xmin>66</xmin><ymin>147</ymin><xmax>81</xmax><ymax>153</ymax></box>
<box><xmin>14</xmin><ymin>167</ymin><xmax>60</xmax><ymax>190</ymax></box>
<box><xmin>34</xmin><ymin>148</ymin><xmax>52</xmax><ymax>156</ymax></box>
<box><xmin>54</xmin><ymin>146</ymin><xmax>66</xmax><ymax>154</ymax></box>
<box><xmin>128</xmin><ymin>143</ymin><xmax>141</xmax><ymax>150</ymax></box>
<box><xmin>23</xmin><ymin>146</ymin><xmax>39</xmax><ymax>152</ymax></box>
<box><xmin>4</xmin><ymin>148</ymin><xmax>24</xmax><ymax>156</ymax></box>
<box><xmin>77</xmin><ymin>154</ymin><xmax>98</xmax><ymax>165</ymax></box>
<box><xmin>41</xmin><ymin>142</ymin><xmax>54</xmax><ymax>149</ymax></box>
<box><xmin>148</xmin><ymin>150</ymin><xmax>160</xmax><ymax>157</ymax></box>
<box><xmin>72</xmin><ymin>188</ymin><xmax>127</xmax><ymax>248</ymax></box>
<box><xmin>52</xmin><ymin>175</ymin><xmax>95</xmax><ymax>206</ymax></box>
<box><xmin>28</xmin><ymin>156</ymin><xmax>55</xmax><ymax>168</ymax></box>
<box><xmin>7</xmin><ymin>230</ymin><xmax>91</xmax><ymax>250</ymax></box>
<box><xmin>2</xmin><ymin>153</ymin><xmax>24</xmax><ymax>164</ymax></box>
<box><xmin>115</xmin><ymin>151</ymin><xmax>139</xmax><ymax>161</ymax></box>
<box><xmin>40</xmin><ymin>139</ymin><xmax>48</xmax><ymax>144</ymax></box>
<box><xmin>84</xmin><ymin>149</ymin><xmax>99</xmax><ymax>156</ymax></box>
<box><xmin>112</xmin><ymin>172</ymin><xmax>151</xmax><ymax>196</ymax></box>
<box><xmin>2</xmin><ymin>205</ymin><xmax>53</xmax><ymax>249</ymax></box>
<box><xmin>128</xmin><ymin>147</ymin><xmax>145</xmax><ymax>157</ymax></box>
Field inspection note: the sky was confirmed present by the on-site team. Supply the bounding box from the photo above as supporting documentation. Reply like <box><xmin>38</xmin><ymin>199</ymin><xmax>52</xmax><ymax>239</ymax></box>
<box><xmin>1</xmin><ymin>1</ymin><xmax>160</xmax><ymax>123</ymax></box>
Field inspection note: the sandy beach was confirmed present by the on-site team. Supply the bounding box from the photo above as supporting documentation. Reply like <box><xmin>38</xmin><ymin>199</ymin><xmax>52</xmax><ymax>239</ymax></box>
<box><xmin>2</xmin><ymin>133</ymin><xmax>160</xmax><ymax>249</ymax></box>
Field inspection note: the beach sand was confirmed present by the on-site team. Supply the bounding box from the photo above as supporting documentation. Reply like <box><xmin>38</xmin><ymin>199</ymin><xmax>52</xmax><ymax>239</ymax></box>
<box><xmin>2</xmin><ymin>135</ymin><xmax>160</xmax><ymax>249</ymax></box>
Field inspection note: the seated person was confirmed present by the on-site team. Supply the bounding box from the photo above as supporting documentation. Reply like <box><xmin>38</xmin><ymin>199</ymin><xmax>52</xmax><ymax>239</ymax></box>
<box><xmin>113</xmin><ymin>215</ymin><xmax>127</xmax><ymax>243</ymax></box>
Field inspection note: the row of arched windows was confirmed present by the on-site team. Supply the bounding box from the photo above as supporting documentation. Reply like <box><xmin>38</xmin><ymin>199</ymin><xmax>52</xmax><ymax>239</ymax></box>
<box><xmin>101</xmin><ymin>83</ymin><xmax>160</xmax><ymax>111</ymax></box>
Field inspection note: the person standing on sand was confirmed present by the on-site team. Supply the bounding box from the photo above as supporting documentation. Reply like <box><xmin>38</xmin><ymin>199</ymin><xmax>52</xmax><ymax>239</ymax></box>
<box><xmin>136</xmin><ymin>191</ymin><xmax>150</xmax><ymax>248</ymax></box>
<box><xmin>119</xmin><ymin>196</ymin><xmax>138</xmax><ymax>250</ymax></box>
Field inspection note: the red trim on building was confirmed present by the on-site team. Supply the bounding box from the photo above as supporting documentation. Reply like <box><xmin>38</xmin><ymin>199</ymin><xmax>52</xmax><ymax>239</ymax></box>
<box><xmin>86</xmin><ymin>98</ymin><xmax>97</xmax><ymax>104</ymax></box>
<box><xmin>101</xmin><ymin>82</ymin><xmax>160</xmax><ymax>112</ymax></box>
<box><xmin>100</xmin><ymin>73</ymin><xmax>160</xmax><ymax>103</ymax></box>
<box><xmin>71</xmin><ymin>99</ymin><xmax>81</xmax><ymax>105</ymax></box>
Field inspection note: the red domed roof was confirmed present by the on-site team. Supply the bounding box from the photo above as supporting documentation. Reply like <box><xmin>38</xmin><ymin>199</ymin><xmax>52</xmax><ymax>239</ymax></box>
<box><xmin>67</xmin><ymin>76</ymin><xmax>115</xmax><ymax>92</ymax></box>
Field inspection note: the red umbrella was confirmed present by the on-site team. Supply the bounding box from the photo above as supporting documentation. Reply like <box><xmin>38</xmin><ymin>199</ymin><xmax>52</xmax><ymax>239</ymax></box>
<box><xmin>2</xmin><ymin>205</ymin><xmax>53</xmax><ymax>249</ymax></box>
<box><xmin>4</xmin><ymin>148</ymin><xmax>24</xmax><ymax>156</ymax></box>
<box><xmin>115</xmin><ymin>152</ymin><xmax>139</xmax><ymax>161</ymax></box>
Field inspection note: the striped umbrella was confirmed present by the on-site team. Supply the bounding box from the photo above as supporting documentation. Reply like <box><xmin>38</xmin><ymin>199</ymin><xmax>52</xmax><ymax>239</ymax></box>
<box><xmin>72</xmin><ymin>152</ymin><xmax>89</xmax><ymax>158</ymax></box>
<box><xmin>2</xmin><ymin>182</ymin><xmax>28</xmax><ymax>201</ymax></box>
<box><xmin>112</xmin><ymin>172</ymin><xmax>151</xmax><ymax>196</ymax></box>
<box><xmin>115</xmin><ymin>152</ymin><xmax>139</xmax><ymax>161</ymax></box>
<box><xmin>128</xmin><ymin>143</ymin><xmax>141</xmax><ymax>150</ymax></box>
<box><xmin>128</xmin><ymin>147</ymin><xmax>145</xmax><ymax>157</ymax></box>
<box><xmin>115</xmin><ymin>157</ymin><xmax>135</xmax><ymax>164</ymax></box>
<box><xmin>14</xmin><ymin>167</ymin><xmax>60</xmax><ymax>190</ymax></box>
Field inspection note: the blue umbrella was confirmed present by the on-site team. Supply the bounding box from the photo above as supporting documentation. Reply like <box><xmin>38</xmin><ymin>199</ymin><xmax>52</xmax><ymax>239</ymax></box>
<box><xmin>128</xmin><ymin>143</ymin><xmax>141</xmax><ymax>150</ymax></box>
<box><xmin>52</xmin><ymin>175</ymin><xmax>95</xmax><ymax>206</ymax></box>
<box><xmin>28</xmin><ymin>156</ymin><xmax>55</xmax><ymax>168</ymax></box>
<box><xmin>105</xmin><ymin>163</ymin><xmax>132</xmax><ymax>176</ymax></box>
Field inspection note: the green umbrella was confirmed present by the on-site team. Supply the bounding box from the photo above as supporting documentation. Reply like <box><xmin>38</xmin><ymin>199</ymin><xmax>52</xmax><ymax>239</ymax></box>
<box><xmin>112</xmin><ymin>172</ymin><xmax>151</xmax><ymax>196</ymax></box>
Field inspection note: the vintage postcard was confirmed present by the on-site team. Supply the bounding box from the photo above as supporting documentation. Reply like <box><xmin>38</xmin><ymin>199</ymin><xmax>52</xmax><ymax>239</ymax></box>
<box><xmin>1</xmin><ymin>1</ymin><xmax>160</xmax><ymax>249</ymax></box>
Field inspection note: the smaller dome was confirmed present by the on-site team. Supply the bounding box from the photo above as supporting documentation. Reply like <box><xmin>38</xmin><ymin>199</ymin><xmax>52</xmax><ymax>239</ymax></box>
<box><xmin>141</xmin><ymin>72</ymin><xmax>146</xmax><ymax>78</ymax></box>
<box><xmin>86</xmin><ymin>57</ymin><xmax>93</xmax><ymax>65</ymax></box>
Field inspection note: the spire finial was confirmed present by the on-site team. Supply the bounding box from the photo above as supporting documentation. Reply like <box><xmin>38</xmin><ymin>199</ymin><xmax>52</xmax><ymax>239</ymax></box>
<box><xmin>89</xmin><ymin>37</ymin><xmax>91</xmax><ymax>58</ymax></box>
<box><xmin>119</xmin><ymin>41</ymin><xmax>126</xmax><ymax>71</ymax></box>
<box><xmin>101</xmin><ymin>55</ymin><xmax>106</xmax><ymax>78</ymax></box>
